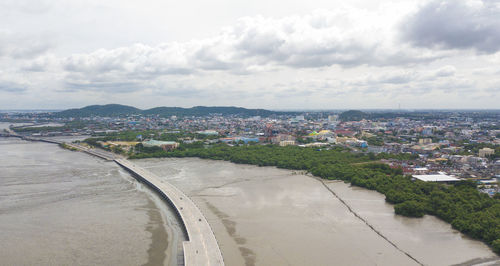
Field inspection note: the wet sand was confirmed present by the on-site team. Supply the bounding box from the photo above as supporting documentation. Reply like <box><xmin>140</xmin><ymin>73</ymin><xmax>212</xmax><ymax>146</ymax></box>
<box><xmin>135</xmin><ymin>157</ymin><xmax>499</xmax><ymax>266</ymax></box>
<box><xmin>0</xmin><ymin>129</ymin><xmax>181</xmax><ymax>265</ymax></box>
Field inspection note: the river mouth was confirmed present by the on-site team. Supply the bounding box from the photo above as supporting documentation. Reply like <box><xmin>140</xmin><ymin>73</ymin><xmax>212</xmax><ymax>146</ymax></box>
<box><xmin>134</xmin><ymin>157</ymin><xmax>500</xmax><ymax>266</ymax></box>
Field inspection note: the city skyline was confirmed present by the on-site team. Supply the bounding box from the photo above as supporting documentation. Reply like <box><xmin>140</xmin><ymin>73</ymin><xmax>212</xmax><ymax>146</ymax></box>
<box><xmin>1</xmin><ymin>0</ymin><xmax>499</xmax><ymax>109</ymax></box>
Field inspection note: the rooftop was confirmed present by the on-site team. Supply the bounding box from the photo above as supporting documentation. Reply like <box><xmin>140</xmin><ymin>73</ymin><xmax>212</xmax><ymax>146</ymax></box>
<box><xmin>143</xmin><ymin>140</ymin><xmax>177</xmax><ymax>146</ymax></box>
<box><xmin>413</xmin><ymin>174</ymin><xmax>460</xmax><ymax>182</ymax></box>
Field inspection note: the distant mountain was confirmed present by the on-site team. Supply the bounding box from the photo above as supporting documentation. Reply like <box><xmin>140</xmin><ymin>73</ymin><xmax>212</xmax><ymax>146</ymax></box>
<box><xmin>143</xmin><ymin>106</ymin><xmax>279</xmax><ymax>117</ymax></box>
<box><xmin>56</xmin><ymin>104</ymin><xmax>292</xmax><ymax>117</ymax></box>
<box><xmin>57</xmin><ymin>104</ymin><xmax>141</xmax><ymax>117</ymax></box>
<box><xmin>339</xmin><ymin>110</ymin><xmax>369</xmax><ymax>121</ymax></box>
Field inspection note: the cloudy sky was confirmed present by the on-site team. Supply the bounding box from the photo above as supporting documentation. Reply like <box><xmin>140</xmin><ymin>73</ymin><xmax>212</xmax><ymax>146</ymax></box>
<box><xmin>1</xmin><ymin>0</ymin><xmax>499</xmax><ymax>110</ymax></box>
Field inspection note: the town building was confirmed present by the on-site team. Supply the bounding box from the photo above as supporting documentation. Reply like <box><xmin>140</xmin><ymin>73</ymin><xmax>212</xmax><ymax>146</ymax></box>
<box><xmin>143</xmin><ymin>140</ymin><xmax>179</xmax><ymax>151</ymax></box>
<box><xmin>479</xmin><ymin>147</ymin><xmax>494</xmax><ymax>158</ymax></box>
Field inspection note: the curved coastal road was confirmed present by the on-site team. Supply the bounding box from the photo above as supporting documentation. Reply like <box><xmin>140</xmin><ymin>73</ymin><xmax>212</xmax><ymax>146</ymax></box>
<box><xmin>115</xmin><ymin>159</ymin><xmax>225</xmax><ymax>266</ymax></box>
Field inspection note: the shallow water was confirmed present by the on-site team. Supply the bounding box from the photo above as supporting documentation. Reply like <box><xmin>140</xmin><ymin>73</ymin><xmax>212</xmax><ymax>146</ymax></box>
<box><xmin>0</xmin><ymin>123</ymin><xmax>181</xmax><ymax>265</ymax></box>
<box><xmin>324</xmin><ymin>181</ymin><xmax>499</xmax><ymax>266</ymax></box>
<box><xmin>135</xmin><ymin>157</ymin><xmax>500</xmax><ymax>266</ymax></box>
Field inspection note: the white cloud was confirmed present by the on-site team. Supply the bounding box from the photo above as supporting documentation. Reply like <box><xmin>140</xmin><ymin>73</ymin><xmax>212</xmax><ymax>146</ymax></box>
<box><xmin>44</xmin><ymin>7</ymin><xmax>451</xmax><ymax>95</ymax></box>
<box><xmin>401</xmin><ymin>0</ymin><xmax>500</xmax><ymax>53</ymax></box>
<box><xmin>0</xmin><ymin>1</ymin><xmax>498</xmax><ymax>109</ymax></box>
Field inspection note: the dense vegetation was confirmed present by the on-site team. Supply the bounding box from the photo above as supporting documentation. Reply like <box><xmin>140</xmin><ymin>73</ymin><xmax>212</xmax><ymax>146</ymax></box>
<box><xmin>55</xmin><ymin>104</ymin><xmax>293</xmax><ymax>118</ymax></box>
<box><xmin>339</xmin><ymin>110</ymin><xmax>369</xmax><ymax>121</ymax></box>
<box><xmin>361</xmin><ymin>136</ymin><xmax>384</xmax><ymax>146</ymax></box>
<box><xmin>59</xmin><ymin>143</ymin><xmax>78</xmax><ymax>151</ymax></box>
<box><xmin>129</xmin><ymin>144</ymin><xmax>500</xmax><ymax>254</ymax></box>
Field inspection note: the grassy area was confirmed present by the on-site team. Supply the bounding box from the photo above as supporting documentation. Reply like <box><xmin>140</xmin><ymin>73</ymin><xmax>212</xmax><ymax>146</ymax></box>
<box><xmin>59</xmin><ymin>143</ymin><xmax>78</xmax><ymax>151</ymax></box>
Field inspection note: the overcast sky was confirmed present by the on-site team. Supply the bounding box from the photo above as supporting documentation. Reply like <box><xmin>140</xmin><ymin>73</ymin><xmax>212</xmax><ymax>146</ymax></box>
<box><xmin>1</xmin><ymin>0</ymin><xmax>499</xmax><ymax>110</ymax></box>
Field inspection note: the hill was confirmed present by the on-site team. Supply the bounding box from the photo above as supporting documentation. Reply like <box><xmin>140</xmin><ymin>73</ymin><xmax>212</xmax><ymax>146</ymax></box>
<box><xmin>57</xmin><ymin>104</ymin><xmax>141</xmax><ymax>117</ymax></box>
<box><xmin>339</xmin><ymin>110</ymin><xmax>370</xmax><ymax>121</ymax></box>
<box><xmin>56</xmin><ymin>104</ymin><xmax>290</xmax><ymax>117</ymax></box>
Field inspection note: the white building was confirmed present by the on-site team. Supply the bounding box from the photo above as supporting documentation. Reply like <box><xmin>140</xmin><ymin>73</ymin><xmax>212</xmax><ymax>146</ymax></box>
<box><xmin>413</xmin><ymin>172</ymin><xmax>460</xmax><ymax>182</ymax></box>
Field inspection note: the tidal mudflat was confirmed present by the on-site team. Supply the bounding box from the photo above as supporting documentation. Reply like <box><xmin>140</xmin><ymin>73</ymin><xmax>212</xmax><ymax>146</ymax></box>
<box><xmin>0</xmin><ymin>129</ymin><xmax>182</xmax><ymax>266</ymax></box>
<box><xmin>135</xmin><ymin>157</ymin><xmax>499</xmax><ymax>266</ymax></box>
